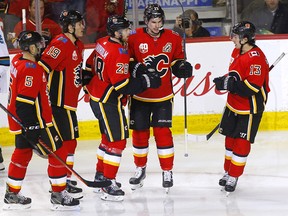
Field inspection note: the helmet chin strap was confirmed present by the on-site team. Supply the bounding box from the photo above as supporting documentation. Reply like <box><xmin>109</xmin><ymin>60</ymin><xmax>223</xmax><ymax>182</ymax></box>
<box><xmin>115</xmin><ymin>30</ymin><xmax>125</xmax><ymax>45</ymax></box>
<box><xmin>239</xmin><ymin>38</ymin><xmax>248</xmax><ymax>54</ymax></box>
<box><xmin>68</xmin><ymin>26</ymin><xmax>78</xmax><ymax>40</ymax></box>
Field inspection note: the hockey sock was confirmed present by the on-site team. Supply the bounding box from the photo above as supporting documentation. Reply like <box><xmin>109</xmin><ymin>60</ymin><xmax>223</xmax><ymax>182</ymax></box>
<box><xmin>7</xmin><ymin>148</ymin><xmax>33</xmax><ymax>193</ymax></box>
<box><xmin>132</xmin><ymin>130</ymin><xmax>150</xmax><ymax>167</ymax></box>
<box><xmin>63</xmin><ymin>139</ymin><xmax>77</xmax><ymax>179</ymax></box>
<box><xmin>48</xmin><ymin>146</ymin><xmax>67</xmax><ymax>192</ymax></box>
<box><xmin>153</xmin><ymin>127</ymin><xmax>174</xmax><ymax>170</ymax></box>
<box><xmin>103</xmin><ymin>139</ymin><xmax>126</xmax><ymax>179</ymax></box>
<box><xmin>229</xmin><ymin>138</ymin><xmax>251</xmax><ymax>177</ymax></box>
<box><xmin>224</xmin><ymin>136</ymin><xmax>234</xmax><ymax>172</ymax></box>
<box><xmin>96</xmin><ymin>134</ymin><xmax>109</xmax><ymax>173</ymax></box>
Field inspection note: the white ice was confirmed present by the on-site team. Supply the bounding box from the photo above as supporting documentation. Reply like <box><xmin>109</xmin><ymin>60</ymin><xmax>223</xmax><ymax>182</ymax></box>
<box><xmin>1</xmin><ymin>131</ymin><xmax>288</xmax><ymax>216</ymax></box>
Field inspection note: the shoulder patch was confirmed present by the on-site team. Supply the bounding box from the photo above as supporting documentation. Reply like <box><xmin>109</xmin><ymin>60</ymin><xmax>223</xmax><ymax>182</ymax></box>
<box><xmin>119</xmin><ymin>48</ymin><xmax>128</xmax><ymax>54</ymax></box>
<box><xmin>25</xmin><ymin>62</ymin><xmax>37</xmax><ymax>68</ymax></box>
<box><xmin>57</xmin><ymin>36</ymin><xmax>68</xmax><ymax>43</ymax></box>
<box><xmin>130</xmin><ymin>30</ymin><xmax>136</xmax><ymax>35</ymax></box>
<box><xmin>249</xmin><ymin>51</ymin><xmax>260</xmax><ymax>57</ymax></box>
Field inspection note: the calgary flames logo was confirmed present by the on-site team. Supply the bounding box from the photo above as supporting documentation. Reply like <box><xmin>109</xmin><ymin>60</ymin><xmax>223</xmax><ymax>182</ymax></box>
<box><xmin>144</xmin><ymin>54</ymin><xmax>169</xmax><ymax>77</ymax></box>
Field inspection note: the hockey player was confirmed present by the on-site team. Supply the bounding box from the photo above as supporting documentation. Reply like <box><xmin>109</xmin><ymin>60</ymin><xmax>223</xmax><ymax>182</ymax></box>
<box><xmin>213</xmin><ymin>21</ymin><xmax>270</xmax><ymax>193</ymax></box>
<box><xmin>84</xmin><ymin>15</ymin><xmax>161</xmax><ymax>201</ymax></box>
<box><xmin>127</xmin><ymin>3</ymin><xmax>192</xmax><ymax>192</ymax></box>
<box><xmin>38</xmin><ymin>10</ymin><xmax>85</xmax><ymax>199</ymax></box>
<box><xmin>4</xmin><ymin>31</ymin><xmax>80</xmax><ymax>210</ymax></box>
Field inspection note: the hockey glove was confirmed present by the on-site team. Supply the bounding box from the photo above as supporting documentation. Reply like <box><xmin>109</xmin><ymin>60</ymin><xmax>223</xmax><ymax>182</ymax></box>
<box><xmin>130</xmin><ymin>62</ymin><xmax>147</xmax><ymax>78</ymax></box>
<box><xmin>82</xmin><ymin>69</ymin><xmax>94</xmax><ymax>86</ymax></box>
<box><xmin>171</xmin><ymin>60</ymin><xmax>193</xmax><ymax>78</ymax></box>
<box><xmin>213</xmin><ymin>75</ymin><xmax>235</xmax><ymax>91</ymax></box>
<box><xmin>141</xmin><ymin>72</ymin><xmax>161</xmax><ymax>89</ymax></box>
<box><xmin>179</xmin><ymin>61</ymin><xmax>193</xmax><ymax>78</ymax></box>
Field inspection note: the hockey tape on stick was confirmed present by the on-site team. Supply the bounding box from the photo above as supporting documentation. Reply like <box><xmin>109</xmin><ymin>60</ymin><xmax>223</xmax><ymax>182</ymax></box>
<box><xmin>22</xmin><ymin>9</ymin><xmax>26</xmax><ymax>31</ymax></box>
<box><xmin>0</xmin><ymin>102</ymin><xmax>111</xmax><ymax>188</ymax></box>
<box><xmin>188</xmin><ymin>52</ymin><xmax>287</xmax><ymax>142</ymax></box>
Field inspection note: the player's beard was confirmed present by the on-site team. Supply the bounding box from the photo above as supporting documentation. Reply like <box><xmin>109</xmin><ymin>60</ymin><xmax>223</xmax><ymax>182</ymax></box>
<box><xmin>147</xmin><ymin>28</ymin><xmax>160</xmax><ymax>37</ymax></box>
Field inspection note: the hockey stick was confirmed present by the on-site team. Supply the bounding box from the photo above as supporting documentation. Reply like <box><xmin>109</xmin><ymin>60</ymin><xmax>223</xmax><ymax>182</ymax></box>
<box><xmin>177</xmin><ymin>0</ymin><xmax>189</xmax><ymax>157</ymax></box>
<box><xmin>22</xmin><ymin>9</ymin><xmax>26</xmax><ymax>31</ymax></box>
<box><xmin>188</xmin><ymin>51</ymin><xmax>287</xmax><ymax>142</ymax></box>
<box><xmin>0</xmin><ymin>102</ymin><xmax>111</xmax><ymax>188</ymax></box>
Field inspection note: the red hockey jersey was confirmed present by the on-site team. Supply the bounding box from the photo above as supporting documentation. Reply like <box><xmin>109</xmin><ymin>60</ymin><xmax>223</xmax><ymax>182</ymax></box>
<box><xmin>128</xmin><ymin>28</ymin><xmax>184</xmax><ymax>102</ymax></box>
<box><xmin>227</xmin><ymin>47</ymin><xmax>270</xmax><ymax>114</ymax></box>
<box><xmin>8</xmin><ymin>53</ymin><xmax>52</xmax><ymax>133</ymax></box>
<box><xmin>39</xmin><ymin>33</ymin><xmax>84</xmax><ymax>111</ymax></box>
<box><xmin>85</xmin><ymin>36</ymin><xmax>130</xmax><ymax>105</ymax></box>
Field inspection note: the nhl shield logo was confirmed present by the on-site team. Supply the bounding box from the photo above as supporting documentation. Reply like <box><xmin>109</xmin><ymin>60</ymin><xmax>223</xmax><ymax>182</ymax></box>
<box><xmin>139</xmin><ymin>43</ymin><xmax>148</xmax><ymax>54</ymax></box>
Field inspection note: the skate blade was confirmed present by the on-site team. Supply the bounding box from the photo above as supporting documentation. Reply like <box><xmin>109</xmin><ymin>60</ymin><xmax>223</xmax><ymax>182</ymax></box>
<box><xmin>101</xmin><ymin>193</ymin><xmax>124</xmax><ymax>202</ymax></box>
<box><xmin>226</xmin><ymin>191</ymin><xmax>231</xmax><ymax>197</ymax></box>
<box><xmin>3</xmin><ymin>203</ymin><xmax>31</xmax><ymax>210</ymax></box>
<box><xmin>93</xmin><ymin>188</ymin><xmax>102</xmax><ymax>193</ymax></box>
<box><xmin>130</xmin><ymin>181</ymin><xmax>144</xmax><ymax>191</ymax></box>
<box><xmin>51</xmin><ymin>204</ymin><xmax>81</xmax><ymax>211</ymax></box>
<box><xmin>165</xmin><ymin>188</ymin><xmax>170</xmax><ymax>194</ymax></box>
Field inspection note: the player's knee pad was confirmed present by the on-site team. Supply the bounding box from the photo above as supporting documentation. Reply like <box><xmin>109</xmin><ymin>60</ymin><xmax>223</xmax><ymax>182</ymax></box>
<box><xmin>11</xmin><ymin>148</ymin><xmax>33</xmax><ymax>167</ymax></box>
<box><xmin>132</xmin><ymin>129</ymin><xmax>150</xmax><ymax>146</ymax></box>
<box><xmin>107</xmin><ymin>139</ymin><xmax>126</xmax><ymax>152</ymax></box>
<box><xmin>234</xmin><ymin>138</ymin><xmax>251</xmax><ymax>156</ymax></box>
<box><xmin>153</xmin><ymin>127</ymin><xmax>173</xmax><ymax>146</ymax></box>
<box><xmin>48</xmin><ymin>146</ymin><xmax>67</xmax><ymax>167</ymax></box>
<box><xmin>225</xmin><ymin>136</ymin><xmax>235</xmax><ymax>150</ymax></box>
<box><xmin>63</xmin><ymin>139</ymin><xmax>77</xmax><ymax>154</ymax></box>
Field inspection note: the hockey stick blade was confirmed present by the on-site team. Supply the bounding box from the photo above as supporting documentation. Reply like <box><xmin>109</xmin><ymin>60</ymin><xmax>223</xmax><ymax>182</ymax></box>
<box><xmin>0</xmin><ymin>102</ymin><xmax>111</xmax><ymax>188</ymax></box>
<box><xmin>187</xmin><ymin>123</ymin><xmax>219</xmax><ymax>142</ymax></box>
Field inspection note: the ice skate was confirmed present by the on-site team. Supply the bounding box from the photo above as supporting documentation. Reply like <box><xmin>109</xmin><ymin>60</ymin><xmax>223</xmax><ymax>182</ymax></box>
<box><xmin>67</xmin><ymin>177</ymin><xmax>77</xmax><ymax>186</ymax></box>
<box><xmin>225</xmin><ymin>176</ymin><xmax>238</xmax><ymax>196</ymax></box>
<box><xmin>50</xmin><ymin>189</ymin><xmax>80</xmax><ymax>211</ymax></box>
<box><xmin>93</xmin><ymin>172</ymin><xmax>121</xmax><ymax>193</ymax></box>
<box><xmin>3</xmin><ymin>187</ymin><xmax>32</xmax><ymax>210</ymax></box>
<box><xmin>101</xmin><ymin>179</ymin><xmax>125</xmax><ymax>202</ymax></box>
<box><xmin>129</xmin><ymin>166</ymin><xmax>146</xmax><ymax>190</ymax></box>
<box><xmin>162</xmin><ymin>170</ymin><xmax>173</xmax><ymax>194</ymax></box>
<box><xmin>219</xmin><ymin>172</ymin><xmax>229</xmax><ymax>191</ymax></box>
<box><xmin>66</xmin><ymin>180</ymin><xmax>83</xmax><ymax>199</ymax></box>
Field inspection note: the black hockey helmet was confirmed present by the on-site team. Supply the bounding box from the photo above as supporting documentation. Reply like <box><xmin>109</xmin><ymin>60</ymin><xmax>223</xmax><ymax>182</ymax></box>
<box><xmin>106</xmin><ymin>15</ymin><xmax>130</xmax><ymax>36</ymax></box>
<box><xmin>59</xmin><ymin>10</ymin><xmax>84</xmax><ymax>33</ymax></box>
<box><xmin>18</xmin><ymin>31</ymin><xmax>45</xmax><ymax>51</ymax></box>
<box><xmin>144</xmin><ymin>3</ymin><xmax>165</xmax><ymax>23</ymax></box>
<box><xmin>231</xmin><ymin>21</ymin><xmax>256</xmax><ymax>44</ymax></box>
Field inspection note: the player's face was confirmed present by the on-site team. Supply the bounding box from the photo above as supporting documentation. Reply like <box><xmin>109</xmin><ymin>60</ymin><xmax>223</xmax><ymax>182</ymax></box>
<box><xmin>146</xmin><ymin>17</ymin><xmax>163</xmax><ymax>36</ymax></box>
<box><xmin>230</xmin><ymin>33</ymin><xmax>242</xmax><ymax>49</ymax></box>
<box><xmin>120</xmin><ymin>28</ymin><xmax>131</xmax><ymax>42</ymax></box>
<box><xmin>74</xmin><ymin>20</ymin><xmax>85</xmax><ymax>38</ymax></box>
